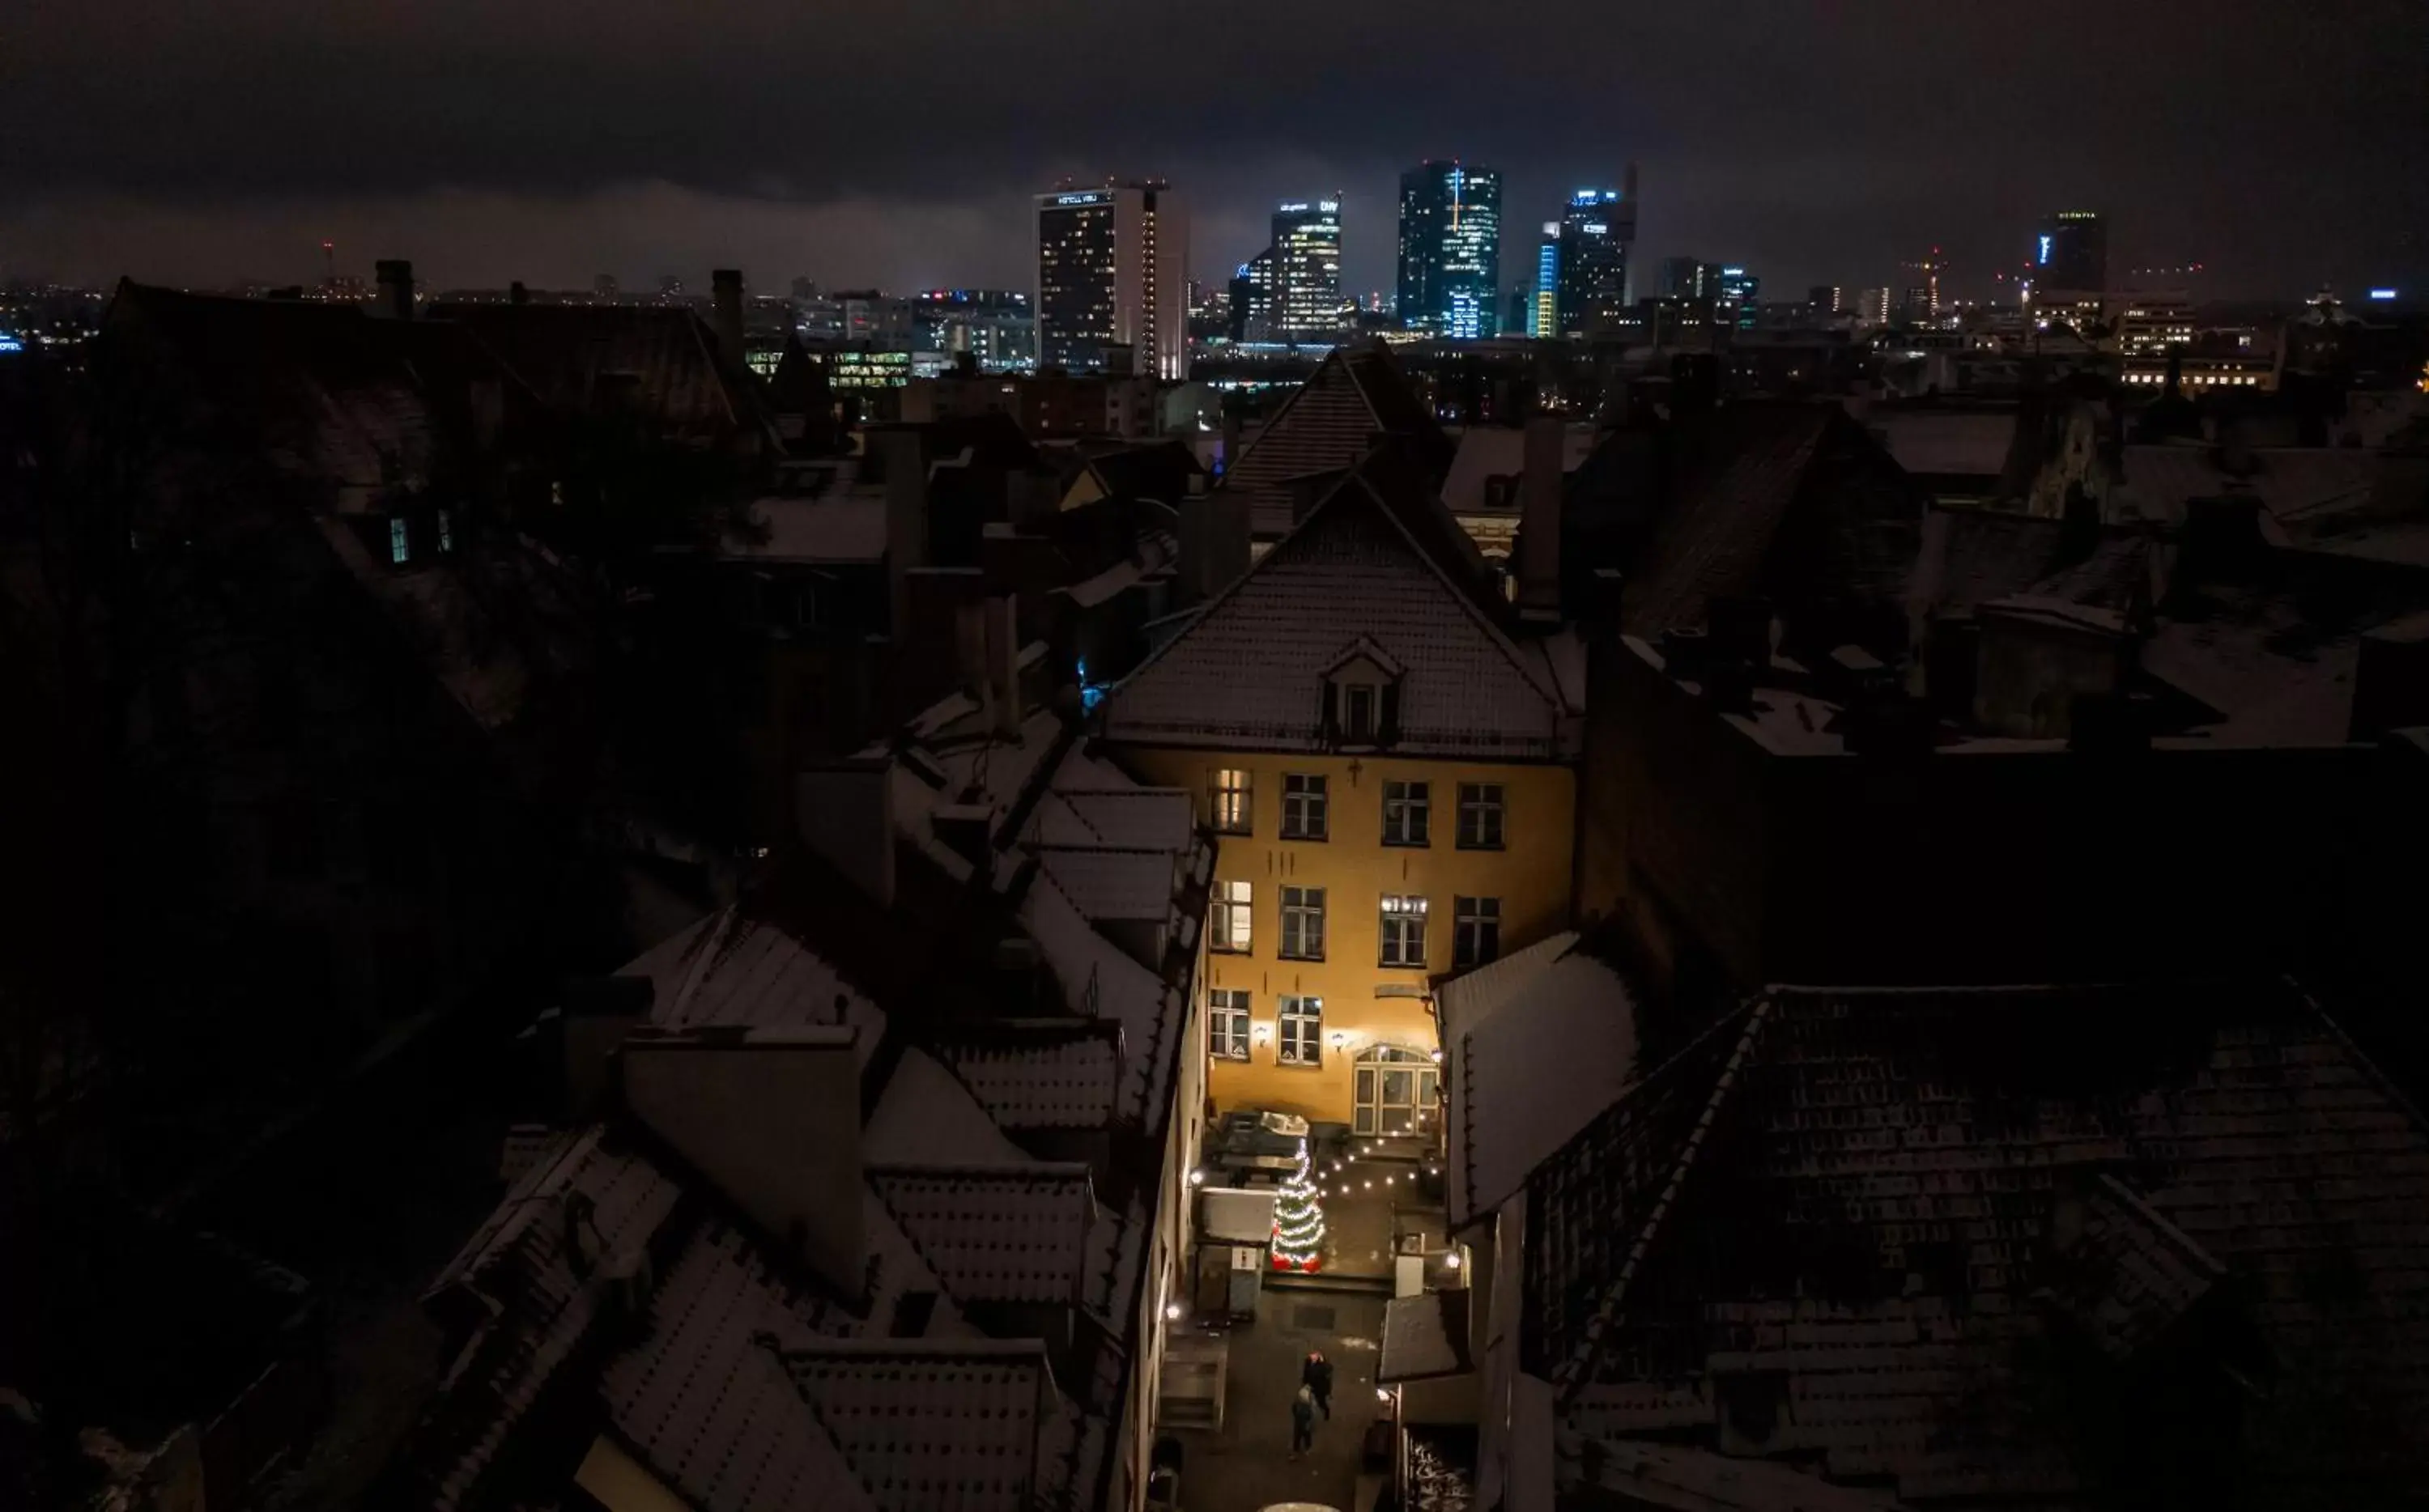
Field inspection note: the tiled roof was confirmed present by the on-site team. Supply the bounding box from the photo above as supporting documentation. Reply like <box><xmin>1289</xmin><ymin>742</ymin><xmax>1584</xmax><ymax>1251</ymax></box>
<box><xmin>1555</xmin><ymin>1433</ymin><xmax>1909</xmax><ymax>1512</ymax></box>
<box><xmin>1219</xmin><ymin>346</ymin><xmax>1454</xmax><ymax>538</ymax></box>
<box><xmin>1621</xmin><ymin>406</ymin><xmax>1835</xmax><ymax>637</ymax></box>
<box><xmin>1436</xmin><ymin>932</ymin><xmax>1642</xmax><ymax>1227</ymax></box>
<box><xmin>781</xmin><ymin>1339</ymin><xmax>1056</xmax><ymax>1511</ymax></box>
<box><xmin>410</xmin><ymin>1128</ymin><xmax>687</xmax><ymax>1510</ymax></box>
<box><xmin>1534</xmin><ymin>981</ymin><xmax>2429</xmax><ymax>1508</ymax></box>
<box><xmin>1865</xmin><ymin>409</ymin><xmax>2021</xmax><ymax>483</ymax></box>
<box><xmin>1440</xmin><ymin>423</ymin><xmax>1599</xmax><ymax>517</ymax></box>
<box><xmin>1029</xmin><ymin>844</ymin><xmax>1177</xmax><ymax>922</ymax></box>
<box><xmin>1101</xmin><ymin>449</ymin><xmax>1573</xmax><ymax>759</ymax></box>
<box><xmin>430</xmin><ymin>301</ymin><xmax>776</xmax><ymax>449</ymax></box>
<box><xmin>871</xmin><ymin>1164</ymin><xmax>1094</xmax><ymax>1305</ymax></box>
<box><xmin>926</xmin><ymin>1020</ymin><xmax>1123</xmax><ymax>1130</ymax></box>
<box><xmin>627</xmin><ymin>908</ymin><xmax>888</xmax><ymax>1070</ymax></box>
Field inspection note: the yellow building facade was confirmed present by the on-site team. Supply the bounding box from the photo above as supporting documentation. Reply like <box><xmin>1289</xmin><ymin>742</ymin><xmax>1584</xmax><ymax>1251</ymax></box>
<box><xmin>1100</xmin><ymin>439</ymin><xmax>1581</xmax><ymax>1136</ymax></box>
<box><xmin>1119</xmin><ymin>746</ymin><xmax>1575</xmax><ymax>1132</ymax></box>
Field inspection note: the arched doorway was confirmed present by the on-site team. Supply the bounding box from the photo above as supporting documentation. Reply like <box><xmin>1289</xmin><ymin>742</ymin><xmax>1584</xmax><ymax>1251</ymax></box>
<box><xmin>1352</xmin><ymin>1044</ymin><xmax>1440</xmax><ymax>1136</ymax></box>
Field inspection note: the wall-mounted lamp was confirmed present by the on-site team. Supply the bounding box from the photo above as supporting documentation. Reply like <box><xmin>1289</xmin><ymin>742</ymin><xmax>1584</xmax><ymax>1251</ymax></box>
<box><xmin>1253</xmin><ymin>1024</ymin><xmax>1274</xmax><ymax>1043</ymax></box>
<box><xmin>1429</xmin><ymin>1047</ymin><xmax>1444</xmax><ymax>1064</ymax></box>
<box><xmin>1187</xmin><ymin>1168</ymin><xmax>1206</xmax><ymax>1187</ymax></box>
<box><xmin>1165</xmin><ymin>1302</ymin><xmax>1184</xmax><ymax>1322</ymax></box>
<box><xmin>1329</xmin><ymin>1032</ymin><xmax>1347</xmax><ymax>1048</ymax></box>
<box><xmin>1444</xmin><ymin>1251</ymin><xmax>1462</xmax><ymax>1270</ymax></box>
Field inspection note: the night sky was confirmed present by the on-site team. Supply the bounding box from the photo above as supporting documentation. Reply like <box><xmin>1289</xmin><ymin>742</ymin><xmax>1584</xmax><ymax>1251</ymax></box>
<box><xmin>7</xmin><ymin>0</ymin><xmax>2423</xmax><ymax>300</ymax></box>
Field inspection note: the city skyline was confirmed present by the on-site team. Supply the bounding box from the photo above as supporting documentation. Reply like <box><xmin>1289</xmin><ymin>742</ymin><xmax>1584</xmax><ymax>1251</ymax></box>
<box><xmin>6</xmin><ymin>2</ymin><xmax>2422</xmax><ymax>301</ymax></box>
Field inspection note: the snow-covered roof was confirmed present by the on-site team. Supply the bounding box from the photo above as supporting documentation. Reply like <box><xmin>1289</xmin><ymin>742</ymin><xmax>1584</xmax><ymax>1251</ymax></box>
<box><xmin>1439</xmin><ymin>423</ymin><xmax>1598</xmax><ymax>517</ymax></box>
<box><xmin>1101</xmin><ymin>451</ymin><xmax>1575</xmax><ymax>760</ymax></box>
<box><xmin>1436</xmin><ymin>932</ymin><xmax>1640</xmax><ymax>1227</ymax></box>
<box><xmin>624</xmin><ymin>909</ymin><xmax>889</xmax><ymax>1068</ymax></box>
<box><xmin>871</xmin><ymin>1164</ymin><xmax>1095</xmax><ymax>1305</ymax></box>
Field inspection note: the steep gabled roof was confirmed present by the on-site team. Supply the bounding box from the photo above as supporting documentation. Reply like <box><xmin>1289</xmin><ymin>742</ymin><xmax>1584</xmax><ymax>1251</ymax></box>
<box><xmin>1101</xmin><ymin>446</ymin><xmax>1572</xmax><ymax>759</ymax></box>
<box><xmin>430</xmin><ymin>300</ymin><xmax>780</xmax><ymax>452</ymax></box>
<box><xmin>1534</xmin><ymin>981</ymin><xmax>2429</xmax><ymax>1509</ymax></box>
<box><xmin>1218</xmin><ymin>344</ymin><xmax>1454</xmax><ymax>537</ymax></box>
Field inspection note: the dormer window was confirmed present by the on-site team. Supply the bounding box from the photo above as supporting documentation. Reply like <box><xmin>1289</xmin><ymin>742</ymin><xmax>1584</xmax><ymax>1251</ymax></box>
<box><xmin>1321</xmin><ymin>637</ymin><xmax>1405</xmax><ymax>750</ymax></box>
<box><xmin>1340</xmin><ymin>683</ymin><xmax>1378</xmax><ymax>742</ymax></box>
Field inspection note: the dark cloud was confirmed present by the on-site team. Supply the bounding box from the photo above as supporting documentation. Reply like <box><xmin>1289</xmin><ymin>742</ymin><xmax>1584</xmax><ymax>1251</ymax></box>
<box><xmin>6</xmin><ymin>0</ymin><xmax>2423</xmax><ymax>296</ymax></box>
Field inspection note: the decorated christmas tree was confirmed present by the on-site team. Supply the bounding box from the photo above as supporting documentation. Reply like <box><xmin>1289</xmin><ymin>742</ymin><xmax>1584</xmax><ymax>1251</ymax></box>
<box><xmin>1270</xmin><ymin>1137</ymin><xmax>1327</xmax><ymax>1272</ymax></box>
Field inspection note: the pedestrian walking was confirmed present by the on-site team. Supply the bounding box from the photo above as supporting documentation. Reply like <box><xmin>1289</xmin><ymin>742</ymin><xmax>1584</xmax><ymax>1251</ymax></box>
<box><xmin>1302</xmin><ymin>1349</ymin><xmax>1334</xmax><ymax>1419</ymax></box>
<box><xmin>1290</xmin><ymin>1384</ymin><xmax>1316</xmax><ymax>1456</ymax></box>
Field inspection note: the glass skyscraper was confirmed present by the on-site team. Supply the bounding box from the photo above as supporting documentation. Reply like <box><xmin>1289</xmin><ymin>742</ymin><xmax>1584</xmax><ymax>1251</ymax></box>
<box><xmin>1534</xmin><ymin>223</ymin><xmax>1559</xmax><ymax>338</ymax></box>
<box><xmin>1555</xmin><ymin>185</ymin><xmax>1633</xmax><ymax>338</ymax></box>
<box><xmin>1272</xmin><ymin>199</ymin><xmax>1344</xmax><ymax>341</ymax></box>
<box><xmin>2037</xmin><ymin>210</ymin><xmax>2108</xmax><ymax>293</ymax></box>
<box><xmin>1034</xmin><ymin>181</ymin><xmax>1189</xmax><ymax>378</ymax></box>
<box><xmin>1397</xmin><ymin>161</ymin><xmax>1503</xmax><ymax>339</ymax></box>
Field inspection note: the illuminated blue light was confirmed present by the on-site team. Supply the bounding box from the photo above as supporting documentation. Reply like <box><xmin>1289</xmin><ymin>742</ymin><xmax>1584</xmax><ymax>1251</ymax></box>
<box><xmin>2038</xmin><ymin>235</ymin><xmax>2053</xmax><ymax>265</ymax></box>
<box><xmin>1078</xmin><ymin>659</ymin><xmax>1108</xmax><ymax>712</ymax></box>
<box><xmin>2369</xmin><ymin>288</ymin><xmax>2399</xmax><ymax>300</ymax></box>
<box><xmin>0</xmin><ymin>333</ymin><xmax>22</xmax><ymax>355</ymax></box>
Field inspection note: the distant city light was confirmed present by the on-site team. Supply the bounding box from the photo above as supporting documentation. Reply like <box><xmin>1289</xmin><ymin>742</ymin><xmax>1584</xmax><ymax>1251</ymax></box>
<box><xmin>2369</xmin><ymin>288</ymin><xmax>2399</xmax><ymax>300</ymax></box>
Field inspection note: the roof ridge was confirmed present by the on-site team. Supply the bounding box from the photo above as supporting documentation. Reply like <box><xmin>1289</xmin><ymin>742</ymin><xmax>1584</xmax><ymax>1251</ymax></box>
<box><xmin>1346</xmin><ymin>464</ymin><xmax>1567</xmax><ymax>711</ymax></box>
<box><xmin>1551</xmin><ymin>995</ymin><xmax>1776</xmax><ymax>1410</ymax></box>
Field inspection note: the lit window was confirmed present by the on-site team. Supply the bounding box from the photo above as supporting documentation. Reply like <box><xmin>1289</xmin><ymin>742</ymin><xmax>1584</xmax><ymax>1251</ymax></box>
<box><xmin>1282</xmin><ymin>774</ymin><xmax>1328</xmax><ymax>841</ymax></box>
<box><xmin>437</xmin><ymin>509</ymin><xmax>455</xmax><ymax>554</ymax></box>
<box><xmin>1354</xmin><ymin>1045</ymin><xmax>1440</xmax><ymax>1135</ymax></box>
<box><xmin>1456</xmin><ymin>783</ymin><xmax>1506</xmax><ymax>850</ymax></box>
<box><xmin>1382</xmin><ymin>780</ymin><xmax>1430</xmax><ymax>846</ymax></box>
<box><xmin>1211</xmin><ymin>768</ymin><xmax>1253</xmax><ymax>834</ymax></box>
<box><xmin>1280</xmin><ymin>886</ymin><xmax>1326</xmax><ymax>961</ymax></box>
<box><xmin>388</xmin><ymin>517</ymin><xmax>411</xmax><ymax>564</ymax></box>
<box><xmin>1380</xmin><ymin>894</ymin><xmax>1429</xmax><ymax>968</ymax></box>
<box><xmin>1278</xmin><ymin>996</ymin><xmax>1323</xmax><ymax>1066</ymax></box>
<box><xmin>1209</xmin><ymin>989</ymin><xmax>1251</xmax><ymax>1061</ymax></box>
<box><xmin>1211</xmin><ymin>879</ymin><xmax>1253</xmax><ymax>953</ymax></box>
<box><xmin>1454</xmin><ymin>895</ymin><xmax>1502</xmax><ymax>968</ymax></box>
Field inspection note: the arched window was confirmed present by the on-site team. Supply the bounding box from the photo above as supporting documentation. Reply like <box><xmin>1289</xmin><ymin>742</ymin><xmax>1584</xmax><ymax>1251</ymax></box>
<box><xmin>1353</xmin><ymin>1045</ymin><xmax>1440</xmax><ymax>1136</ymax></box>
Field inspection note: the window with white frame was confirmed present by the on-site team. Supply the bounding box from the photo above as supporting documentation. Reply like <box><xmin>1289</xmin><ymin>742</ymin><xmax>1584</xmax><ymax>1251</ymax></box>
<box><xmin>1280</xmin><ymin>886</ymin><xmax>1326</xmax><ymax>960</ymax></box>
<box><xmin>1282</xmin><ymin>773</ymin><xmax>1328</xmax><ymax>840</ymax></box>
<box><xmin>1354</xmin><ymin>1045</ymin><xmax>1441</xmax><ymax>1135</ymax></box>
<box><xmin>1210</xmin><ymin>879</ymin><xmax>1252</xmax><ymax>953</ymax></box>
<box><xmin>388</xmin><ymin>517</ymin><xmax>411</xmax><ymax>565</ymax></box>
<box><xmin>1382</xmin><ymin>780</ymin><xmax>1431</xmax><ymax>847</ymax></box>
<box><xmin>1212</xmin><ymin>769</ymin><xmax>1253</xmax><ymax>834</ymax></box>
<box><xmin>1278</xmin><ymin>996</ymin><xmax>1323</xmax><ymax>1066</ymax></box>
<box><xmin>1457</xmin><ymin>782</ymin><xmax>1506</xmax><ymax>850</ymax></box>
<box><xmin>1209</xmin><ymin>989</ymin><xmax>1251</xmax><ymax>1060</ymax></box>
<box><xmin>1454</xmin><ymin>894</ymin><xmax>1502</xmax><ymax>967</ymax></box>
<box><xmin>1380</xmin><ymin>894</ymin><xmax>1429</xmax><ymax>968</ymax></box>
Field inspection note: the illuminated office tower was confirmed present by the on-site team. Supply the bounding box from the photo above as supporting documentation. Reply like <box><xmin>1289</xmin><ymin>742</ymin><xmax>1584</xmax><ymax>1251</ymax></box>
<box><xmin>1035</xmin><ymin>179</ymin><xmax>1189</xmax><ymax>378</ymax></box>
<box><xmin>1272</xmin><ymin>198</ymin><xmax>1345</xmax><ymax>341</ymax></box>
<box><xmin>1534</xmin><ymin>223</ymin><xmax>1559</xmax><ymax>337</ymax></box>
<box><xmin>2037</xmin><ymin>210</ymin><xmax>2108</xmax><ymax>293</ymax></box>
<box><xmin>1229</xmin><ymin>247</ymin><xmax>1278</xmax><ymax>343</ymax></box>
<box><xmin>1716</xmin><ymin>265</ymin><xmax>1759</xmax><ymax>329</ymax></box>
<box><xmin>1555</xmin><ymin>174</ymin><xmax>1635</xmax><ymax>338</ymax></box>
<box><xmin>1397</xmin><ymin>160</ymin><xmax>1503</xmax><ymax>338</ymax></box>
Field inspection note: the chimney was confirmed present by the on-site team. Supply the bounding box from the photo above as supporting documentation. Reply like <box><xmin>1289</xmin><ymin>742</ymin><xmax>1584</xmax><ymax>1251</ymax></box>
<box><xmin>1179</xmin><ymin>489</ymin><xmax>1251</xmax><ymax>606</ymax></box>
<box><xmin>2350</xmin><ymin>620</ymin><xmax>2429</xmax><ymax>743</ymax></box>
<box><xmin>798</xmin><ymin>757</ymin><xmax>896</xmax><ymax>906</ymax></box>
<box><xmin>559</xmin><ymin>975</ymin><xmax>653</xmax><ymax>1121</ymax></box>
<box><xmin>509</xmin><ymin>280</ymin><xmax>530</xmax><ymax>306</ymax></box>
<box><xmin>623</xmin><ymin>1027</ymin><xmax>866</xmax><ymax>1301</ymax></box>
<box><xmin>879</xmin><ymin>430</ymin><xmax>929</xmax><ymax>636</ymax></box>
<box><xmin>712</xmin><ymin>269</ymin><xmax>746</xmax><ymax>363</ymax></box>
<box><xmin>1516</xmin><ymin>414</ymin><xmax>1565</xmax><ymax>625</ymax></box>
<box><xmin>1705</xmin><ymin>595</ymin><xmax>1774</xmax><ymax>670</ymax></box>
<box><xmin>983</xmin><ymin>592</ymin><xmax>1023</xmax><ymax>737</ymax></box>
<box><xmin>375</xmin><ymin>259</ymin><xmax>414</xmax><ymax>321</ymax></box>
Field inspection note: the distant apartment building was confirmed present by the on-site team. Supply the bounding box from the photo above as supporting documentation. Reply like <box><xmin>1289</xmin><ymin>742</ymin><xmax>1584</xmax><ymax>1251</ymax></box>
<box><xmin>1273</xmin><ymin>198</ymin><xmax>1346</xmax><ymax>341</ymax></box>
<box><xmin>1397</xmin><ymin>160</ymin><xmax>1503</xmax><ymax>338</ymax></box>
<box><xmin>1036</xmin><ymin>180</ymin><xmax>1190</xmax><ymax>380</ymax></box>
<box><xmin>915</xmin><ymin>287</ymin><xmax>1036</xmax><ymax>372</ymax></box>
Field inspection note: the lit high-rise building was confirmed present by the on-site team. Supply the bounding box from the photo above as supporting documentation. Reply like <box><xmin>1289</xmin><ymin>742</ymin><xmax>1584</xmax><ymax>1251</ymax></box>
<box><xmin>1555</xmin><ymin>187</ymin><xmax>1633</xmax><ymax>338</ymax></box>
<box><xmin>1229</xmin><ymin>248</ymin><xmax>1278</xmax><ymax>343</ymax></box>
<box><xmin>1858</xmin><ymin>287</ymin><xmax>1895</xmax><ymax>326</ymax></box>
<box><xmin>1808</xmin><ymin>284</ymin><xmax>1844</xmax><ymax>314</ymax></box>
<box><xmin>1534</xmin><ymin>223</ymin><xmax>1559</xmax><ymax>338</ymax></box>
<box><xmin>1272</xmin><ymin>198</ymin><xmax>1344</xmax><ymax>341</ymax></box>
<box><xmin>2036</xmin><ymin>210</ymin><xmax>2108</xmax><ymax>294</ymax></box>
<box><xmin>1716</xmin><ymin>265</ymin><xmax>1760</xmax><ymax>329</ymax></box>
<box><xmin>1397</xmin><ymin>160</ymin><xmax>1503</xmax><ymax>339</ymax></box>
<box><xmin>1035</xmin><ymin>179</ymin><xmax>1189</xmax><ymax>379</ymax></box>
<box><xmin>1659</xmin><ymin>257</ymin><xmax>1725</xmax><ymax>302</ymax></box>
<box><xmin>1899</xmin><ymin>249</ymin><xmax>1945</xmax><ymax>325</ymax></box>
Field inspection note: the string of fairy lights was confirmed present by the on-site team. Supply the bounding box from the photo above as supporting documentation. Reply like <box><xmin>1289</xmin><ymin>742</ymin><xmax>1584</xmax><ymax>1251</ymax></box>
<box><xmin>1313</xmin><ymin>1139</ymin><xmax>1444</xmax><ymax>1200</ymax></box>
